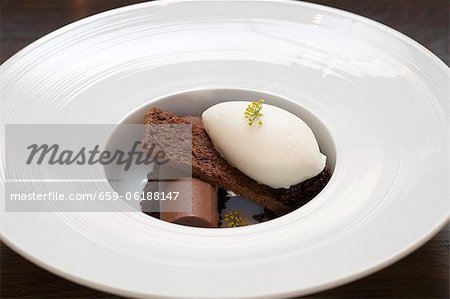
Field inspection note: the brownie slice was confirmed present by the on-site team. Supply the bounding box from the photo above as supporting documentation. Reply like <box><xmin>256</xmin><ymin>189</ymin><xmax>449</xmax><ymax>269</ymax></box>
<box><xmin>143</xmin><ymin>107</ymin><xmax>291</xmax><ymax>216</ymax></box>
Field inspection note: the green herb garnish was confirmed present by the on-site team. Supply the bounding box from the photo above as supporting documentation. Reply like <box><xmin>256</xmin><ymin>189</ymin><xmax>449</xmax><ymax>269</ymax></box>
<box><xmin>244</xmin><ymin>99</ymin><xmax>264</xmax><ymax>126</ymax></box>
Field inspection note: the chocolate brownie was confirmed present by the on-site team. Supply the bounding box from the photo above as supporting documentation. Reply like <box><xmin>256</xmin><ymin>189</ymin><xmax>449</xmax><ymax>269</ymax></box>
<box><xmin>143</xmin><ymin>107</ymin><xmax>290</xmax><ymax>216</ymax></box>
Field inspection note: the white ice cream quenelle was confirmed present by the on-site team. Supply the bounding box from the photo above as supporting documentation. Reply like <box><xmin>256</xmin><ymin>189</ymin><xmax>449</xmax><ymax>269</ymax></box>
<box><xmin>202</xmin><ymin>101</ymin><xmax>326</xmax><ymax>188</ymax></box>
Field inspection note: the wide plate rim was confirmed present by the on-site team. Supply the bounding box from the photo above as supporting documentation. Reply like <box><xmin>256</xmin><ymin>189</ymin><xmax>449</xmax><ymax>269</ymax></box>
<box><xmin>1</xmin><ymin>0</ymin><xmax>449</xmax><ymax>298</ymax></box>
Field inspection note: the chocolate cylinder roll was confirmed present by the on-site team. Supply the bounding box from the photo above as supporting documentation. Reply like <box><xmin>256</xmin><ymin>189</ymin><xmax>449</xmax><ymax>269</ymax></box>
<box><xmin>159</xmin><ymin>177</ymin><xmax>218</xmax><ymax>228</ymax></box>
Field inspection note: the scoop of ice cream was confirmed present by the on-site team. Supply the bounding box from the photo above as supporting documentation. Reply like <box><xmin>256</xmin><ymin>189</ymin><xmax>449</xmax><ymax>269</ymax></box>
<box><xmin>202</xmin><ymin>101</ymin><xmax>326</xmax><ymax>188</ymax></box>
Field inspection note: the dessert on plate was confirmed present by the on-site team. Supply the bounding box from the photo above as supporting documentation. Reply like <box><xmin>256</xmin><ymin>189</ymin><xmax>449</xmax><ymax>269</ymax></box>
<box><xmin>142</xmin><ymin>100</ymin><xmax>331</xmax><ymax>228</ymax></box>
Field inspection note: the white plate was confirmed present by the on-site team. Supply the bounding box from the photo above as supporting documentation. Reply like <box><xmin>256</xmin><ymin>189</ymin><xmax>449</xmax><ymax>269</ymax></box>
<box><xmin>1</xmin><ymin>1</ymin><xmax>449</xmax><ymax>298</ymax></box>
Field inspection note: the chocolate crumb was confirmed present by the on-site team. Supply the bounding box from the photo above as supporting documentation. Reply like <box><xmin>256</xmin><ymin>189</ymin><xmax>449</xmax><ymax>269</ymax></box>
<box><xmin>253</xmin><ymin>208</ymin><xmax>276</xmax><ymax>223</ymax></box>
<box><xmin>277</xmin><ymin>168</ymin><xmax>331</xmax><ymax>208</ymax></box>
<box><xmin>217</xmin><ymin>188</ymin><xmax>230</xmax><ymax>226</ymax></box>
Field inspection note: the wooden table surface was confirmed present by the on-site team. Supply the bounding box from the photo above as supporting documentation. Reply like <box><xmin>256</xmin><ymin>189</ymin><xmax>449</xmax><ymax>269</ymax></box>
<box><xmin>1</xmin><ymin>0</ymin><xmax>449</xmax><ymax>298</ymax></box>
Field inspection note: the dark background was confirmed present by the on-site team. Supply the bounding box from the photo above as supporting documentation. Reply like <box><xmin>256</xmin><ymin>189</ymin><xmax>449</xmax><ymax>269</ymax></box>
<box><xmin>1</xmin><ymin>0</ymin><xmax>449</xmax><ymax>298</ymax></box>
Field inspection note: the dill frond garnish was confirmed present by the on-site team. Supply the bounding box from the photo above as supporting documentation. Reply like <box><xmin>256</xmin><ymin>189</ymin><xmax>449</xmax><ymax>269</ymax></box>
<box><xmin>244</xmin><ymin>99</ymin><xmax>264</xmax><ymax>126</ymax></box>
<box><xmin>224</xmin><ymin>211</ymin><xmax>248</xmax><ymax>227</ymax></box>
